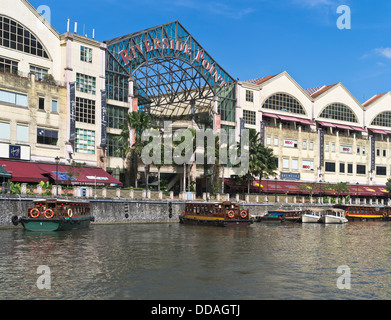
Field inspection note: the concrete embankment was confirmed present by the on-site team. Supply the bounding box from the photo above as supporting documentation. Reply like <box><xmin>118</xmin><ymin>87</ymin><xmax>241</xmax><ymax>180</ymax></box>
<box><xmin>0</xmin><ymin>196</ymin><xmax>318</xmax><ymax>227</ymax></box>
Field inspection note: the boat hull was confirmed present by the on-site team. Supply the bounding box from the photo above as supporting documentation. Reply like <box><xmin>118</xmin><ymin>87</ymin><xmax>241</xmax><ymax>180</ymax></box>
<box><xmin>20</xmin><ymin>215</ymin><xmax>94</xmax><ymax>232</ymax></box>
<box><xmin>302</xmin><ymin>214</ymin><xmax>322</xmax><ymax>223</ymax></box>
<box><xmin>324</xmin><ymin>215</ymin><xmax>348</xmax><ymax>224</ymax></box>
<box><xmin>179</xmin><ymin>215</ymin><xmax>253</xmax><ymax>227</ymax></box>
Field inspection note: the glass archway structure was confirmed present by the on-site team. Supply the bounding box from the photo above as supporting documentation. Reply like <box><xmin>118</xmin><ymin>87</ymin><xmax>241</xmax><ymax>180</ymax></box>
<box><xmin>105</xmin><ymin>21</ymin><xmax>236</xmax><ymax>122</ymax></box>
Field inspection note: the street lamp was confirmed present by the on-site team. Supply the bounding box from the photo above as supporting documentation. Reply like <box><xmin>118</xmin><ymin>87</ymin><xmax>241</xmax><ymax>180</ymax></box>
<box><xmin>1</xmin><ymin>164</ymin><xmax>5</xmax><ymax>194</ymax></box>
<box><xmin>356</xmin><ymin>182</ymin><xmax>359</xmax><ymax>204</ymax></box>
<box><xmin>266</xmin><ymin>177</ymin><xmax>269</xmax><ymax>202</ymax></box>
<box><xmin>55</xmin><ymin>156</ymin><xmax>60</xmax><ymax>196</ymax></box>
<box><xmin>275</xmin><ymin>176</ymin><xmax>278</xmax><ymax>203</ymax></box>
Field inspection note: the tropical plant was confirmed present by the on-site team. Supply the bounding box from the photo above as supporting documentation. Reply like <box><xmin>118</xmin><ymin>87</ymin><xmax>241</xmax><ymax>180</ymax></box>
<box><xmin>116</xmin><ymin>111</ymin><xmax>152</xmax><ymax>188</ymax></box>
<box><xmin>237</xmin><ymin>129</ymin><xmax>277</xmax><ymax>194</ymax></box>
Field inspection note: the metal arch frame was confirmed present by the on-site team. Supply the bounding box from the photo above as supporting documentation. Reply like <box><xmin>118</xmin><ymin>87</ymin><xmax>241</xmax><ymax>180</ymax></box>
<box><xmin>132</xmin><ymin>56</ymin><xmax>217</xmax><ymax>117</ymax></box>
<box><xmin>105</xmin><ymin>20</ymin><xmax>236</xmax><ymax>120</ymax></box>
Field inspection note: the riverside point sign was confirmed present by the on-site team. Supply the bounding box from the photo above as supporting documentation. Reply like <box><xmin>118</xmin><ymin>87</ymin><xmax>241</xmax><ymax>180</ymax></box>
<box><xmin>119</xmin><ymin>38</ymin><xmax>228</xmax><ymax>88</ymax></box>
<box><xmin>111</xmin><ymin>21</ymin><xmax>233</xmax><ymax>89</ymax></box>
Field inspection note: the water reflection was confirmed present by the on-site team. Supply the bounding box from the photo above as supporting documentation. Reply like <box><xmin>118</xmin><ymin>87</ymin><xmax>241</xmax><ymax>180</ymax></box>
<box><xmin>0</xmin><ymin>222</ymin><xmax>391</xmax><ymax>299</ymax></box>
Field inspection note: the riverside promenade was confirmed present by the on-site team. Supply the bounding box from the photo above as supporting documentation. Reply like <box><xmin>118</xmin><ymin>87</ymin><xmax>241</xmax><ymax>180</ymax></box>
<box><xmin>1</xmin><ymin>183</ymin><xmax>381</xmax><ymax>227</ymax></box>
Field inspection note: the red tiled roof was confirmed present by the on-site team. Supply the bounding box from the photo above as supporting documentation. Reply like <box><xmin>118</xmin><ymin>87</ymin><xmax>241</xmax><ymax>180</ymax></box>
<box><xmin>363</xmin><ymin>93</ymin><xmax>386</xmax><ymax>107</ymax></box>
<box><xmin>311</xmin><ymin>84</ymin><xmax>338</xmax><ymax>98</ymax></box>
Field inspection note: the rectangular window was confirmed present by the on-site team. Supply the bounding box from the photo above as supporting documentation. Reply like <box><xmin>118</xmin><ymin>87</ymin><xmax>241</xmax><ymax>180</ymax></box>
<box><xmin>0</xmin><ymin>122</ymin><xmax>10</xmax><ymax>140</ymax></box>
<box><xmin>325</xmin><ymin>162</ymin><xmax>336</xmax><ymax>172</ymax></box>
<box><xmin>283</xmin><ymin>158</ymin><xmax>289</xmax><ymax>169</ymax></box>
<box><xmin>243</xmin><ymin>110</ymin><xmax>256</xmax><ymax>125</ymax></box>
<box><xmin>0</xmin><ymin>89</ymin><xmax>27</xmax><ymax>106</ymax></box>
<box><xmin>348</xmin><ymin>163</ymin><xmax>353</xmax><ymax>174</ymax></box>
<box><xmin>76</xmin><ymin>129</ymin><xmax>95</xmax><ymax>154</ymax></box>
<box><xmin>292</xmin><ymin>159</ymin><xmax>298</xmax><ymax>170</ymax></box>
<box><xmin>274</xmin><ymin>137</ymin><xmax>278</xmax><ymax>146</ymax></box>
<box><xmin>339</xmin><ymin>163</ymin><xmax>345</xmax><ymax>173</ymax></box>
<box><xmin>16</xmin><ymin>124</ymin><xmax>28</xmax><ymax>142</ymax></box>
<box><xmin>107</xmin><ymin>105</ymin><xmax>127</xmax><ymax>129</ymax></box>
<box><xmin>274</xmin><ymin>157</ymin><xmax>279</xmax><ymax>169</ymax></box>
<box><xmin>30</xmin><ymin>65</ymin><xmax>48</xmax><ymax>81</ymax></box>
<box><xmin>76</xmin><ymin>73</ymin><xmax>96</xmax><ymax>95</ymax></box>
<box><xmin>383</xmin><ymin>150</ymin><xmax>387</xmax><ymax>157</ymax></box>
<box><xmin>357</xmin><ymin>147</ymin><xmax>360</xmax><ymax>154</ymax></box>
<box><xmin>37</xmin><ymin>128</ymin><xmax>58</xmax><ymax>145</ymax></box>
<box><xmin>80</xmin><ymin>46</ymin><xmax>93</xmax><ymax>63</ymax></box>
<box><xmin>302</xmin><ymin>160</ymin><xmax>314</xmax><ymax>171</ymax></box>
<box><xmin>331</xmin><ymin>144</ymin><xmax>335</xmax><ymax>152</ymax></box>
<box><xmin>309</xmin><ymin>141</ymin><xmax>313</xmax><ymax>150</ymax></box>
<box><xmin>325</xmin><ymin>143</ymin><xmax>329</xmax><ymax>152</ymax></box>
<box><xmin>51</xmin><ymin>100</ymin><xmax>58</xmax><ymax>112</ymax></box>
<box><xmin>76</xmin><ymin>97</ymin><xmax>95</xmax><ymax>124</ymax></box>
<box><xmin>245</xmin><ymin>90</ymin><xmax>253</xmax><ymax>102</ymax></box>
<box><xmin>107</xmin><ymin>134</ymin><xmax>120</xmax><ymax>157</ymax></box>
<box><xmin>302</xmin><ymin>141</ymin><xmax>307</xmax><ymax>149</ymax></box>
<box><xmin>357</xmin><ymin>164</ymin><xmax>366</xmax><ymax>175</ymax></box>
<box><xmin>362</xmin><ymin>147</ymin><xmax>365</xmax><ymax>155</ymax></box>
<box><xmin>377</xmin><ymin>149</ymin><xmax>380</xmax><ymax>156</ymax></box>
<box><xmin>266</xmin><ymin>136</ymin><xmax>271</xmax><ymax>145</ymax></box>
<box><xmin>38</xmin><ymin>97</ymin><xmax>44</xmax><ymax>110</ymax></box>
<box><xmin>0</xmin><ymin>57</ymin><xmax>18</xmax><ymax>74</ymax></box>
<box><xmin>376</xmin><ymin>166</ymin><xmax>387</xmax><ymax>176</ymax></box>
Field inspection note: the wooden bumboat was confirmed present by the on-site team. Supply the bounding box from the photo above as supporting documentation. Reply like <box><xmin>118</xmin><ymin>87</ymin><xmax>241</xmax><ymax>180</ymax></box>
<box><xmin>12</xmin><ymin>198</ymin><xmax>95</xmax><ymax>231</ymax></box>
<box><xmin>334</xmin><ymin>204</ymin><xmax>391</xmax><ymax>222</ymax></box>
<box><xmin>257</xmin><ymin>209</ymin><xmax>303</xmax><ymax>223</ymax></box>
<box><xmin>179</xmin><ymin>201</ymin><xmax>253</xmax><ymax>227</ymax></box>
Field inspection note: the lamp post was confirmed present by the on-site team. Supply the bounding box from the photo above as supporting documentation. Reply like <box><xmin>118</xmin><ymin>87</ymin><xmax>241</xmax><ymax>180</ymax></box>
<box><xmin>275</xmin><ymin>176</ymin><xmax>278</xmax><ymax>203</ymax></box>
<box><xmin>55</xmin><ymin>156</ymin><xmax>60</xmax><ymax>196</ymax></box>
<box><xmin>266</xmin><ymin>177</ymin><xmax>269</xmax><ymax>202</ymax></box>
<box><xmin>1</xmin><ymin>164</ymin><xmax>5</xmax><ymax>195</ymax></box>
<box><xmin>356</xmin><ymin>182</ymin><xmax>359</xmax><ymax>204</ymax></box>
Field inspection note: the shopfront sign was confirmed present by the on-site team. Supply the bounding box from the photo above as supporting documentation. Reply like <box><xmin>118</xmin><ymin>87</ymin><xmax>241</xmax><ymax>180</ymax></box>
<box><xmin>283</xmin><ymin>139</ymin><xmax>297</xmax><ymax>148</ymax></box>
<box><xmin>340</xmin><ymin>146</ymin><xmax>352</xmax><ymax>153</ymax></box>
<box><xmin>281</xmin><ymin>173</ymin><xmax>300</xmax><ymax>180</ymax></box>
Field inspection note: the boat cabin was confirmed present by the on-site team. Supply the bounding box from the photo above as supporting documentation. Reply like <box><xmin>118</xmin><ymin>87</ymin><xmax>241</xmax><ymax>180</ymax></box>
<box><xmin>334</xmin><ymin>204</ymin><xmax>390</xmax><ymax>221</ymax></box>
<box><xmin>183</xmin><ymin>201</ymin><xmax>249</xmax><ymax>220</ymax></box>
<box><xmin>27</xmin><ymin>199</ymin><xmax>91</xmax><ymax>219</ymax></box>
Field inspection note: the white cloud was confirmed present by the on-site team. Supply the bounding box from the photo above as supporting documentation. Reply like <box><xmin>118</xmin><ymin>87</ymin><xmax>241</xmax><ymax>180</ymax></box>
<box><xmin>375</xmin><ymin>47</ymin><xmax>391</xmax><ymax>59</ymax></box>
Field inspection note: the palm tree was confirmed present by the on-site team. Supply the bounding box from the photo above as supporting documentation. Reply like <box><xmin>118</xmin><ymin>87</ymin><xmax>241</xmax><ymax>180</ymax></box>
<box><xmin>239</xmin><ymin>129</ymin><xmax>277</xmax><ymax>194</ymax></box>
<box><xmin>116</xmin><ymin>111</ymin><xmax>151</xmax><ymax>188</ymax></box>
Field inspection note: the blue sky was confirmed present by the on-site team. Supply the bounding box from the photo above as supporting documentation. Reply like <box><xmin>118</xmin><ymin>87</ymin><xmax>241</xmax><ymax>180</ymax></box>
<box><xmin>28</xmin><ymin>0</ymin><xmax>391</xmax><ymax>103</ymax></box>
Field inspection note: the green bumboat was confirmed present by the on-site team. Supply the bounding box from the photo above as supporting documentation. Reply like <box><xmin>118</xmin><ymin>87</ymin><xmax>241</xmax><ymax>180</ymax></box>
<box><xmin>12</xmin><ymin>199</ymin><xmax>95</xmax><ymax>232</ymax></box>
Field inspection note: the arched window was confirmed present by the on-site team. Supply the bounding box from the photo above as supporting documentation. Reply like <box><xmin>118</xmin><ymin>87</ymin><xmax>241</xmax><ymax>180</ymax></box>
<box><xmin>262</xmin><ymin>93</ymin><xmax>306</xmax><ymax>115</ymax></box>
<box><xmin>0</xmin><ymin>15</ymin><xmax>49</xmax><ymax>59</ymax></box>
<box><xmin>319</xmin><ymin>103</ymin><xmax>358</xmax><ymax>123</ymax></box>
<box><xmin>371</xmin><ymin>111</ymin><xmax>391</xmax><ymax>127</ymax></box>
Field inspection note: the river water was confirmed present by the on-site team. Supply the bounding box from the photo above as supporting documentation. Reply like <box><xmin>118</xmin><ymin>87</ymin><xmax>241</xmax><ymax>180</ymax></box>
<box><xmin>1</xmin><ymin>221</ymin><xmax>391</xmax><ymax>300</ymax></box>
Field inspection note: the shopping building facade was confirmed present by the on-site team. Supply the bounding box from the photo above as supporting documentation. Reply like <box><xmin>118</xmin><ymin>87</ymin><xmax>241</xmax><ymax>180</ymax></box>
<box><xmin>0</xmin><ymin>0</ymin><xmax>120</xmax><ymax>187</ymax></box>
<box><xmin>1</xmin><ymin>0</ymin><xmax>391</xmax><ymax>196</ymax></box>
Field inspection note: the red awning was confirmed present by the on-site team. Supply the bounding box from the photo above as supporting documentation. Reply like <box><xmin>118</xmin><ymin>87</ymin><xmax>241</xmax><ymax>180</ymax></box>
<box><xmin>350</xmin><ymin>126</ymin><xmax>366</xmax><ymax>132</ymax></box>
<box><xmin>369</xmin><ymin>128</ymin><xmax>388</xmax><ymax>134</ymax></box>
<box><xmin>225</xmin><ymin>178</ymin><xmax>388</xmax><ymax>197</ymax></box>
<box><xmin>0</xmin><ymin>160</ymin><xmax>122</xmax><ymax>187</ymax></box>
<box><xmin>0</xmin><ymin>159</ymin><xmax>49</xmax><ymax>183</ymax></box>
<box><xmin>334</xmin><ymin>123</ymin><xmax>353</xmax><ymax>130</ymax></box>
<box><xmin>262</xmin><ymin>112</ymin><xmax>279</xmax><ymax>119</ymax></box>
<box><xmin>295</xmin><ymin>118</ymin><xmax>315</xmax><ymax>125</ymax></box>
<box><xmin>317</xmin><ymin>121</ymin><xmax>336</xmax><ymax>127</ymax></box>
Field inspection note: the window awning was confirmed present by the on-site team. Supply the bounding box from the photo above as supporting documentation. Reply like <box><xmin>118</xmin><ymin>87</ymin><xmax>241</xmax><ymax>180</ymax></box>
<box><xmin>349</xmin><ymin>126</ymin><xmax>366</xmax><ymax>132</ymax></box>
<box><xmin>369</xmin><ymin>128</ymin><xmax>388</xmax><ymax>135</ymax></box>
<box><xmin>0</xmin><ymin>160</ymin><xmax>123</xmax><ymax>186</ymax></box>
<box><xmin>262</xmin><ymin>112</ymin><xmax>279</xmax><ymax>119</ymax></box>
<box><xmin>334</xmin><ymin>123</ymin><xmax>354</xmax><ymax>130</ymax></box>
<box><xmin>317</xmin><ymin>121</ymin><xmax>336</xmax><ymax>127</ymax></box>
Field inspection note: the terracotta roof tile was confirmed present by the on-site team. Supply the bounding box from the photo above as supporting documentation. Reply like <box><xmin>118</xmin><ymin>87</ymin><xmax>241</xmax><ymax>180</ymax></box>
<box><xmin>363</xmin><ymin>93</ymin><xmax>386</xmax><ymax>107</ymax></box>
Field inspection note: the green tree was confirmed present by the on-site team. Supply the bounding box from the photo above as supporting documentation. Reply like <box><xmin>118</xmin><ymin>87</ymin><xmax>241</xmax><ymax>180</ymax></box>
<box><xmin>238</xmin><ymin>129</ymin><xmax>277</xmax><ymax>194</ymax></box>
<box><xmin>116</xmin><ymin>111</ymin><xmax>151</xmax><ymax>188</ymax></box>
